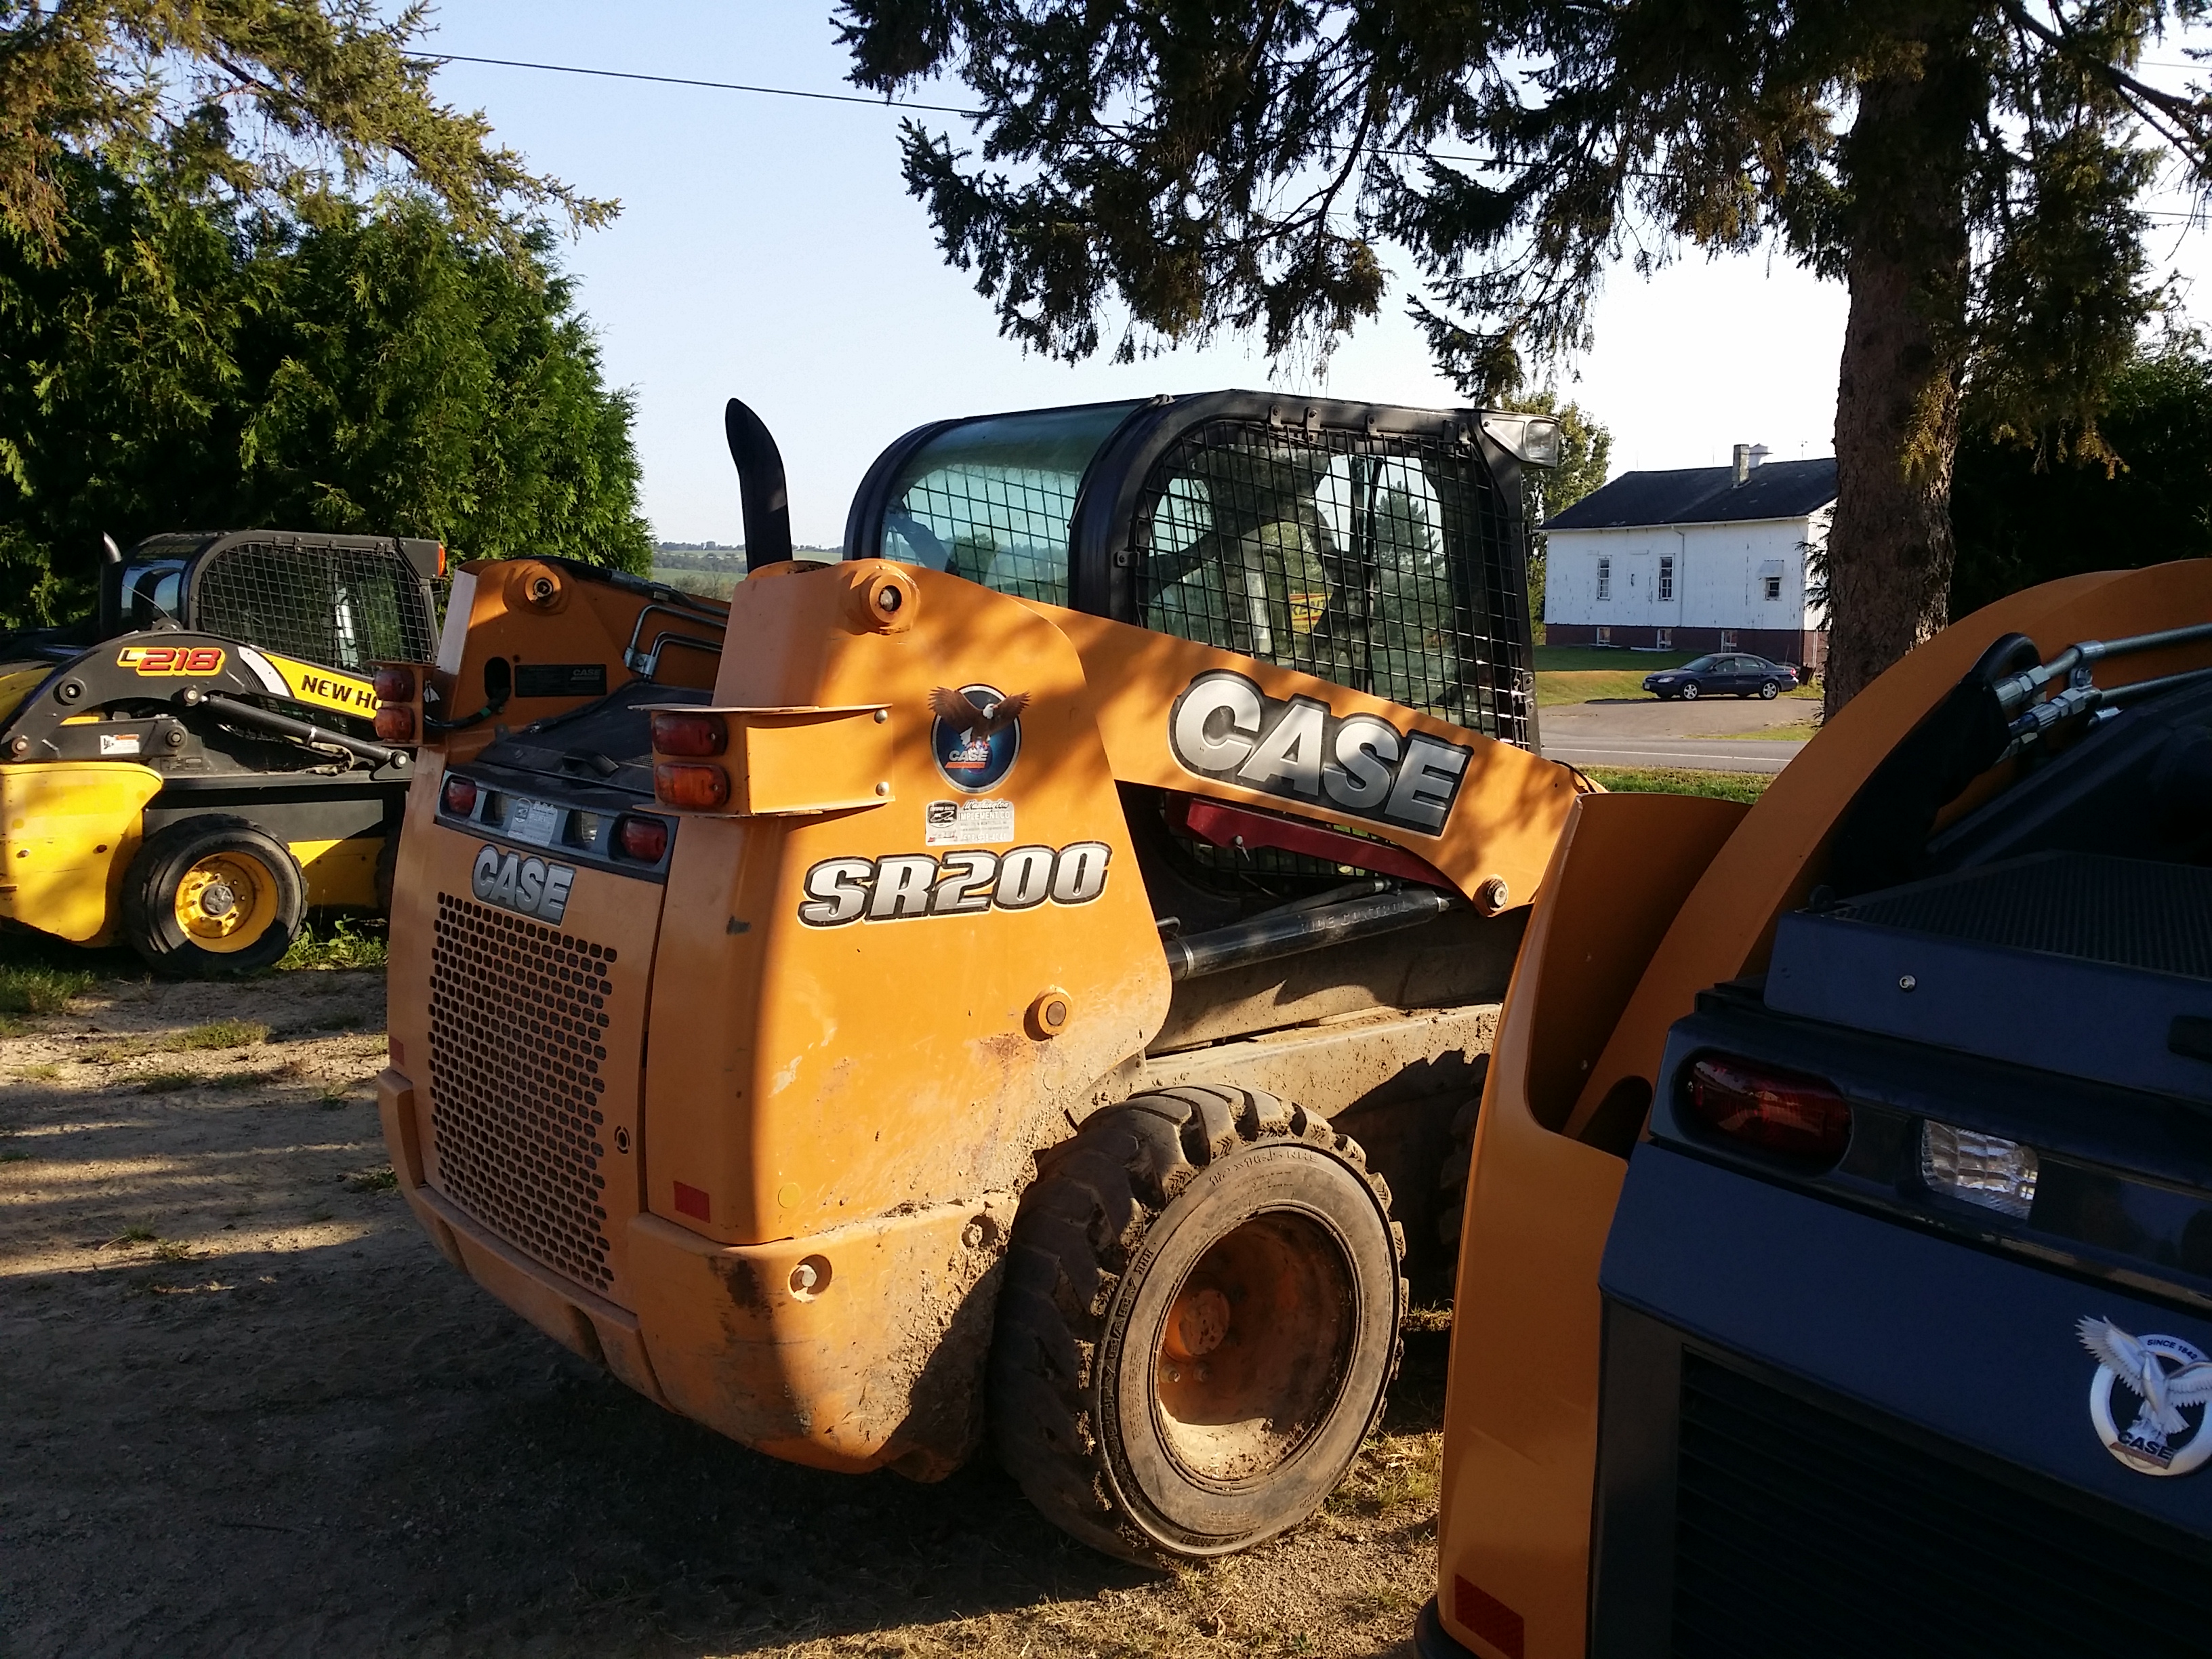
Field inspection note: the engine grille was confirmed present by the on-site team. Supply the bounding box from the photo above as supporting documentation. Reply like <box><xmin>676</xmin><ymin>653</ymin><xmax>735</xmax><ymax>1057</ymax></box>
<box><xmin>428</xmin><ymin>893</ymin><xmax>617</xmax><ymax>1293</ymax></box>
<box><xmin>1673</xmin><ymin>1353</ymin><xmax>2212</xmax><ymax>1658</ymax></box>
<box><xmin>1839</xmin><ymin>852</ymin><xmax>2212</xmax><ymax>979</ymax></box>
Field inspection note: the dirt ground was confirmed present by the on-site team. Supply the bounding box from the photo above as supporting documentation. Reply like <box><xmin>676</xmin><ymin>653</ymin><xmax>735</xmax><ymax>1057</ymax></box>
<box><xmin>0</xmin><ymin>968</ymin><xmax>1448</xmax><ymax>1659</ymax></box>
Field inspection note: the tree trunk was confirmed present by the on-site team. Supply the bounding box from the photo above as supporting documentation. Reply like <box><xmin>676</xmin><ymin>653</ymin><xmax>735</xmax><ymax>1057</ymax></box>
<box><xmin>1824</xmin><ymin>39</ymin><xmax>1978</xmax><ymax>719</ymax></box>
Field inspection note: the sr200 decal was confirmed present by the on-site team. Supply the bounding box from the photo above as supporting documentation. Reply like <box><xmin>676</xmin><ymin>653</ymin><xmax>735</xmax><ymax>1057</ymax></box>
<box><xmin>799</xmin><ymin>842</ymin><xmax>1111</xmax><ymax>926</ymax></box>
<box><xmin>1168</xmin><ymin>670</ymin><xmax>1471</xmax><ymax>834</ymax></box>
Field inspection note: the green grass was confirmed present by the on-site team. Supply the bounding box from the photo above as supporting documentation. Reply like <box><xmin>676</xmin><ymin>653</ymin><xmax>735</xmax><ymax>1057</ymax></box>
<box><xmin>0</xmin><ymin>960</ymin><xmax>98</xmax><ymax>1015</ymax></box>
<box><xmin>1585</xmin><ymin>766</ymin><xmax>1775</xmax><ymax>804</ymax></box>
<box><xmin>1533</xmin><ymin>644</ymin><xmax>1700</xmax><ymax>672</ymax></box>
<box><xmin>1536</xmin><ymin>668</ymin><xmax>1669</xmax><ymax>707</ymax></box>
<box><xmin>173</xmin><ymin>1019</ymin><xmax>269</xmax><ymax>1050</ymax></box>
<box><xmin>276</xmin><ymin>918</ymin><xmax>388</xmax><ymax>972</ymax></box>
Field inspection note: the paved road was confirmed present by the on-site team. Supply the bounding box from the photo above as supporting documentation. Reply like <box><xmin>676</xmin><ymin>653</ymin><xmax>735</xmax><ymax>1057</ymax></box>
<box><xmin>1541</xmin><ymin>733</ymin><xmax>1805</xmax><ymax>774</ymax></box>
<box><xmin>1536</xmin><ymin>693</ymin><xmax>1813</xmax><ymax>773</ymax></box>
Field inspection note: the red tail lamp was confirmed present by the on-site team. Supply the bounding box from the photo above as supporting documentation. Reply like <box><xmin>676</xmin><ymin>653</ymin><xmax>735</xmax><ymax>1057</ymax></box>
<box><xmin>373</xmin><ymin>705</ymin><xmax>416</xmax><ymax>742</ymax></box>
<box><xmin>652</xmin><ymin>711</ymin><xmax>727</xmax><ymax>756</ymax></box>
<box><xmin>655</xmin><ymin>762</ymin><xmax>729</xmax><ymax>811</ymax></box>
<box><xmin>441</xmin><ymin>774</ymin><xmax>478</xmax><ymax>816</ymax></box>
<box><xmin>372</xmin><ymin>665</ymin><xmax>417</xmax><ymax>704</ymax></box>
<box><xmin>1683</xmin><ymin>1054</ymin><xmax>1852</xmax><ymax>1164</ymax></box>
<box><xmin>615</xmin><ymin>814</ymin><xmax>669</xmax><ymax>863</ymax></box>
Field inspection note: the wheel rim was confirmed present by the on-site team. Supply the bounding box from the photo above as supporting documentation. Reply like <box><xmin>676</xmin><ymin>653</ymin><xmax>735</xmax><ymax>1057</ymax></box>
<box><xmin>173</xmin><ymin>852</ymin><xmax>280</xmax><ymax>952</ymax></box>
<box><xmin>1150</xmin><ymin>1211</ymin><xmax>1355</xmax><ymax>1486</ymax></box>
<box><xmin>1683</xmin><ymin>684</ymin><xmax>1699</xmax><ymax>699</ymax></box>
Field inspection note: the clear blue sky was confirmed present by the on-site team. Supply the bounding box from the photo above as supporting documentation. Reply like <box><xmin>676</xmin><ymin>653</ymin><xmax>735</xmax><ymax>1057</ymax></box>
<box><xmin>419</xmin><ymin>4</ymin><xmax>2212</xmax><ymax>547</ymax></box>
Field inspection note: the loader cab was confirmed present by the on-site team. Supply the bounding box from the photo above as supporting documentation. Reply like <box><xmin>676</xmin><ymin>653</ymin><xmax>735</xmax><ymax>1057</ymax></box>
<box><xmin>98</xmin><ymin>530</ymin><xmax>443</xmax><ymax>670</ymax></box>
<box><xmin>838</xmin><ymin>392</ymin><xmax>1557</xmax><ymax>747</ymax></box>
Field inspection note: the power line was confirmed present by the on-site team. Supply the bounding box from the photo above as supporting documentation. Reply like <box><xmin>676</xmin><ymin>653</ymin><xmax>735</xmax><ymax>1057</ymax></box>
<box><xmin>401</xmin><ymin>50</ymin><xmax>981</xmax><ymax>116</ymax></box>
<box><xmin>409</xmin><ymin>45</ymin><xmax>2207</xmax><ymax>216</ymax></box>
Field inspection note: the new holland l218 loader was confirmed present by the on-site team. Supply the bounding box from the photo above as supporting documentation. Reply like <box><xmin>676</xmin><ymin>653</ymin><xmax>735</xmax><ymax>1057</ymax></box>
<box><xmin>375</xmin><ymin>392</ymin><xmax>1586</xmax><ymax>1560</ymax></box>
<box><xmin>1</xmin><ymin>530</ymin><xmax>441</xmax><ymax>972</ymax></box>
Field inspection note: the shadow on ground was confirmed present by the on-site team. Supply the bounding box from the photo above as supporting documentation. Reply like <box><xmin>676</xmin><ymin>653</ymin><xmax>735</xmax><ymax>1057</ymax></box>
<box><xmin>2</xmin><ymin>973</ymin><xmax>1448</xmax><ymax>1659</ymax></box>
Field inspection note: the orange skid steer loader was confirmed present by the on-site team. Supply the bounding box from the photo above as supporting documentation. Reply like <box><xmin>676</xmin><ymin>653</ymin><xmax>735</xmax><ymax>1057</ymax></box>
<box><xmin>375</xmin><ymin>392</ymin><xmax>1586</xmax><ymax>1560</ymax></box>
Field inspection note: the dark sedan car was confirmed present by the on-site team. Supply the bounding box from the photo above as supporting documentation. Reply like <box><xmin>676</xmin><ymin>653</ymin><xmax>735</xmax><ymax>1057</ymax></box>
<box><xmin>1643</xmin><ymin>651</ymin><xmax>1801</xmax><ymax>700</ymax></box>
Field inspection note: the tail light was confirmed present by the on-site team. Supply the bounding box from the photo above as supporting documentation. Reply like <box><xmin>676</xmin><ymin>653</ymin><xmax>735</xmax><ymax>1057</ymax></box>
<box><xmin>615</xmin><ymin>814</ymin><xmax>669</xmax><ymax>862</ymax></box>
<box><xmin>441</xmin><ymin>774</ymin><xmax>478</xmax><ymax>816</ymax></box>
<box><xmin>1683</xmin><ymin>1054</ymin><xmax>1852</xmax><ymax>1164</ymax></box>
<box><xmin>373</xmin><ymin>705</ymin><xmax>416</xmax><ymax>741</ymax></box>
<box><xmin>372</xmin><ymin>665</ymin><xmax>417</xmax><ymax>703</ymax></box>
<box><xmin>655</xmin><ymin>762</ymin><xmax>730</xmax><ymax>811</ymax></box>
<box><xmin>652</xmin><ymin>711</ymin><xmax>727</xmax><ymax>756</ymax></box>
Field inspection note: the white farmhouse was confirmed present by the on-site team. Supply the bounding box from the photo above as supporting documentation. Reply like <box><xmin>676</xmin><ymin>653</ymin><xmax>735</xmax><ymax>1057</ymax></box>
<box><xmin>1542</xmin><ymin>444</ymin><xmax>1835</xmax><ymax>669</ymax></box>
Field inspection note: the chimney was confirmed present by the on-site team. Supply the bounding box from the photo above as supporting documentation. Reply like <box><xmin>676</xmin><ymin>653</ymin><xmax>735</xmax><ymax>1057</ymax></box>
<box><xmin>1732</xmin><ymin>443</ymin><xmax>1751</xmax><ymax>485</ymax></box>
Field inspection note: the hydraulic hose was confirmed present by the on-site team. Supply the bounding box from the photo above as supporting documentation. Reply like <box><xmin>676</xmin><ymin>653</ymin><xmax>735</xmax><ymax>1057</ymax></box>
<box><xmin>1163</xmin><ymin>886</ymin><xmax>1456</xmax><ymax>981</ymax></box>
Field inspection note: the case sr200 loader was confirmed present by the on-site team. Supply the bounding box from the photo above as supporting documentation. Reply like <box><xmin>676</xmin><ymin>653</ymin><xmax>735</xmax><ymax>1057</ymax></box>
<box><xmin>375</xmin><ymin>392</ymin><xmax>1587</xmax><ymax>1561</ymax></box>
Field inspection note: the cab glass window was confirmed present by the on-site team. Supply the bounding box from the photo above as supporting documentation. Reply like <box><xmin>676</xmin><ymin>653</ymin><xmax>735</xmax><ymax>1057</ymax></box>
<box><xmin>877</xmin><ymin>402</ymin><xmax>1140</xmax><ymax>605</ymax></box>
<box><xmin>1132</xmin><ymin>420</ymin><xmax>1526</xmax><ymax>737</ymax></box>
<box><xmin>122</xmin><ymin>560</ymin><xmax>186</xmax><ymax>630</ymax></box>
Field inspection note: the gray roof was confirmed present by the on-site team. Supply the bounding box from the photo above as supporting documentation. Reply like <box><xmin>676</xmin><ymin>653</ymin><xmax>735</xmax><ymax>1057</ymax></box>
<box><xmin>1544</xmin><ymin>457</ymin><xmax>1836</xmax><ymax>530</ymax></box>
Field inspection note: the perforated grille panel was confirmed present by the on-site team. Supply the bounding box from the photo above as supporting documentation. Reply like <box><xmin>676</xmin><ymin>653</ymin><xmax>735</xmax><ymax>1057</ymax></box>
<box><xmin>428</xmin><ymin>893</ymin><xmax>616</xmax><ymax>1292</ymax></box>
<box><xmin>1134</xmin><ymin>421</ymin><xmax>1532</xmax><ymax>742</ymax></box>
<box><xmin>194</xmin><ymin>541</ymin><xmax>435</xmax><ymax>671</ymax></box>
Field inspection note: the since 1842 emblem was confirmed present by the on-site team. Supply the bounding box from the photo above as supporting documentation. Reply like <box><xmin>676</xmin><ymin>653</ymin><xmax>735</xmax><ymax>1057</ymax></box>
<box><xmin>928</xmin><ymin>684</ymin><xmax>1029</xmax><ymax>794</ymax></box>
<box><xmin>2078</xmin><ymin>1316</ymin><xmax>2212</xmax><ymax>1476</ymax></box>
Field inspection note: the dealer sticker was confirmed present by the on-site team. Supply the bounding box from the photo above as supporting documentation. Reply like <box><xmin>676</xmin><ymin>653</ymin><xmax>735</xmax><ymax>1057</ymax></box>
<box><xmin>925</xmin><ymin>798</ymin><xmax>1015</xmax><ymax>847</ymax></box>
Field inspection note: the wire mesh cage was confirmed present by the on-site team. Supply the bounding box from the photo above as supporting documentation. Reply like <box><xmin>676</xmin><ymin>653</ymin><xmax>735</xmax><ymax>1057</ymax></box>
<box><xmin>193</xmin><ymin>541</ymin><xmax>436</xmax><ymax>670</ymax></box>
<box><xmin>1132</xmin><ymin>420</ymin><xmax>1533</xmax><ymax>745</ymax></box>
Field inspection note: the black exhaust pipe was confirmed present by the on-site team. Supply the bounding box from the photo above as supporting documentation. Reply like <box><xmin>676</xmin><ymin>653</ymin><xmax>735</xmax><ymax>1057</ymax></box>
<box><xmin>725</xmin><ymin>398</ymin><xmax>793</xmax><ymax>572</ymax></box>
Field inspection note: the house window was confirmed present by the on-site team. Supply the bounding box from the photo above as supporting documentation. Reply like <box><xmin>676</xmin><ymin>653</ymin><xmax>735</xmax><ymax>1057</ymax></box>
<box><xmin>1596</xmin><ymin>626</ymin><xmax>1612</xmax><ymax>645</ymax></box>
<box><xmin>1596</xmin><ymin>556</ymin><xmax>1611</xmax><ymax>601</ymax></box>
<box><xmin>1720</xmin><ymin>630</ymin><xmax>1739</xmax><ymax>649</ymax></box>
<box><xmin>1759</xmin><ymin>557</ymin><xmax>1785</xmax><ymax>602</ymax></box>
<box><xmin>1658</xmin><ymin>554</ymin><xmax>1675</xmax><ymax>602</ymax></box>
<box><xmin>1763</xmin><ymin>574</ymin><xmax>1783</xmax><ymax>601</ymax></box>
<box><xmin>1655</xmin><ymin>628</ymin><xmax>1672</xmax><ymax>648</ymax></box>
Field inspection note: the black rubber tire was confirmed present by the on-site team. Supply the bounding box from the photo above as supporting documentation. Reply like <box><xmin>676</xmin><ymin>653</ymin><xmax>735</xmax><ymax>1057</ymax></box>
<box><xmin>1680</xmin><ymin>682</ymin><xmax>1700</xmax><ymax>701</ymax></box>
<box><xmin>989</xmin><ymin>1086</ymin><xmax>1406</xmax><ymax>1563</ymax></box>
<box><xmin>121</xmin><ymin>816</ymin><xmax>304</xmax><ymax>977</ymax></box>
<box><xmin>1759</xmin><ymin>679</ymin><xmax>1780</xmax><ymax>699</ymax></box>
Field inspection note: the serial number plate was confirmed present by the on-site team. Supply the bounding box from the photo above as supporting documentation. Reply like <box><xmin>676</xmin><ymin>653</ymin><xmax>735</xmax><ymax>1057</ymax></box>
<box><xmin>505</xmin><ymin>797</ymin><xmax>562</xmax><ymax>846</ymax></box>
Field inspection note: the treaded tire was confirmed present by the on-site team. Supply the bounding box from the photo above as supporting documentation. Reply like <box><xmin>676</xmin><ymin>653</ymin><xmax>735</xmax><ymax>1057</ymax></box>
<box><xmin>989</xmin><ymin>1086</ymin><xmax>1406</xmax><ymax>1562</ymax></box>
<box><xmin>121</xmin><ymin>815</ymin><xmax>304</xmax><ymax>977</ymax></box>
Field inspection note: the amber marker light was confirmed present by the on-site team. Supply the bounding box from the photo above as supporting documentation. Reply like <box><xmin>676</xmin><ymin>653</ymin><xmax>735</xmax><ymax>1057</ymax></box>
<box><xmin>652</xmin><ymin>711</ymin><xmax>727</xmax><ymax>756</ymax></box>
<box><xmin>655</xmin><ymin>762</ymin><xmax>730</xmax><ymax>811</ymax></box>
<box><xmin>373</xmin><ymin>705</ymin><xmax>416</xmax><ymax>742</ymax></box>
<box><xmin>372</xmin><ymin>665</ymin><xmax>416</xmax><ymax>703</ymax></box>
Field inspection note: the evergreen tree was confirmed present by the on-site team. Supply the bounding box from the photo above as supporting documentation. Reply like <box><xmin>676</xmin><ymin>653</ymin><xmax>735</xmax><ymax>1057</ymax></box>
<box><xmin>0</xmin><ymin>154</ymin><xmax>649</xmax><ymax>630</ymax></box>
<box><xmin>1952</xmin><ymin>330</ymin><xmax>2212</xmax><ymax>617</ymax></box>
<box><xmin>838</xmin><ymin>0</ymin><xmax>2211</xmax><ymax>712</ymax></box>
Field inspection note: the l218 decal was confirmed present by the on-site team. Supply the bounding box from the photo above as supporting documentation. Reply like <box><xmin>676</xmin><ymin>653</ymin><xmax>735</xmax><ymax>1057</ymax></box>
<box><xmin>799</xmin><ymin>842</ymin><xmax>1109</xmax><ymax>926</ymax></box>
<box><xmin>1168</xmin><ymin>670</ymin><xmax>1471</xmax><ymax>834</ymax></box>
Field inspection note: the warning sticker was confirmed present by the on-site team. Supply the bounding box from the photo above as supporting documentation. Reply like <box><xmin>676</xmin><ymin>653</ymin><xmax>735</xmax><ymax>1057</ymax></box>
<box><xmin>99</xmin><ymin>732</ymin><xmax>143</xmax><ymax>756</ymax></box>
<box><xmin>924</xmin><ymin>798</ymin><xmax>1015</xmax><ymax>847</ymax></box>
